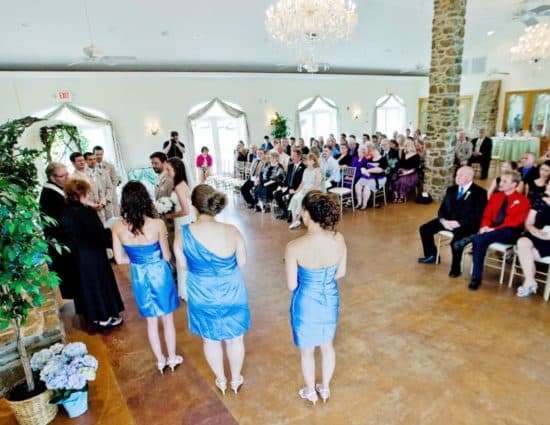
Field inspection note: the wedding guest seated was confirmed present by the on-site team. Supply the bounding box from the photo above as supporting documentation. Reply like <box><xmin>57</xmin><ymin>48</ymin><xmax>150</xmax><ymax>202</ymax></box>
<box><xmin>468</xmin><ymin>128</ymin><xmax>493</xmax><ymax>180</ymax></box>
<box><xmin>254</xmin><ymin>151</ymin><xmax>285</xmax><ymax>212</ymax></box>
<box><xmin>288</xmin><ymin>153</ymin><xmax>323</xmax><ymax>229</ymax></box>
<box><xmin>240</xmin><ymin>148</ymin><xmax>266</xmax><ymax>208</ymax></box>
<box><xmin>196</xmin><ymin>146</ymin><xmax>213</xmax><ymax>183</ymax></box>
<box><xmin>487</xmin><ymin>161</ymin><xmax>518</xmax><ymax>199</ymax></box>
<box><xmin>518</xmin><ymin>152</ymin><xmax>539</xmax><ymax>194</ymax></box>
<box><xmin>336</xmin><ymin>144</ymin><xmax>352</xmax><ymax>166</ymax></box>
<box><xmin>61</xmin><ymin>178</ymin><xmax>124</xmax><ymax>327</ymax></box>
<box><xmin>247</xmin><ymin>145</ymin><xmax>258</xmax><ymax>162</ymax></box>
<box><xmin>468</xmin><ymin>171</ymin><xmax>530</xmax><ymax>291</ymax></box>
<box><xmin>348</xmin><ymin>135</ymin><xmax>358</xmax><ymax>157</ymax></box>
<box><xmin>234</xmin><ymin>141</ymin><xmax>248</xmax><ymax>162</ymax></box>
<box><xmin>418</xmin><ymin>166</ymin><xmax>487</xmax><ymax>277</ymax></box>
<box><xmin>298</xmin><ymin>138</ymin><xmax>310</xmax><ymax>155</ymax></box>
<box><xmin>354</xmin><ymin>143</ymin><xmax>388</xmax><ymax>210</ymax></box>
<box><xmin>272</xmin><ymin>140</ymin><xmax>290</xmax><ymax>170</ymax></box>
<box><xmin>351</xmin><ymin>145</ymin><xmax>369</xmax><ymax>181</ymax></box>
<box><xmin>515</xmin><ymin>179</ymin><xmax>550</xmax><ymax>297</ymax></box>
<box><xmin>454</xmin><ymin>130</ymin><xmax>472</xmax><ymax>168</ymax></box>
<box><xmin>389</xmin><ymin>140</ymin><xmax>420</xmax><ymax>203</ymax></box>
<box><xmin>282</xmin><ymin>138</ymin><xmax>291</xmax><ymax>155</ymax></box>
<box><xmin>275</xmin><ymin>149</ymin><xmax>305</xmax><ymax>221</ymax></box>
<box><xmin>526</xmin><ymin>160</ymin><xmax>550</xmax><ymax>203</ymax></box>
<box><xmin>261</xmin><ymin>135</ymin><xmax>273</xmax><ymax>152</ymax></box>
<box><xmin>326</xmin><ymin>135</ymin><xmax>340</xmax><ymax>157</ymax></box>
<box><xmin>320</xmin><ymin>146</ymin><xmax>341</xmax><ymax>189</ymax></box>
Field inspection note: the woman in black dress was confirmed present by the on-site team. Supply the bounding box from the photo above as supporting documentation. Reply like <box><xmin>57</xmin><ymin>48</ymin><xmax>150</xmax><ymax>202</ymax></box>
<box><xmin>61</xmin><ymin>178</ymin><xmax>124</xmax><ymax>327</ymax></box>
<box><xmin>515</xmin><ymin>178</ymin><xmax>550</xmax><ymax>298</ymax></box>
<box><xmin>335</xmin><ymin>144</ymin><xmax>352</xmax><ymax>166</ymax></box>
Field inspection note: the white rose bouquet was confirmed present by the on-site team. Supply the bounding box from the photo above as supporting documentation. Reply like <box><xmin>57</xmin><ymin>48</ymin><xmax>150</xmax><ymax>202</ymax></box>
<box><xmin>154</xmin><ymin>196</ymin><xmax>175</xmax><ymax>215</ymax></box>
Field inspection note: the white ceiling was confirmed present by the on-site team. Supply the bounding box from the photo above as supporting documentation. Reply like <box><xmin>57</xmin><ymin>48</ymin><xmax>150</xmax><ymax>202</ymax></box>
<box><xmin>0</xmin><ymin>0</ymin><xmax>544</xmax><ymax>75</ymax></box>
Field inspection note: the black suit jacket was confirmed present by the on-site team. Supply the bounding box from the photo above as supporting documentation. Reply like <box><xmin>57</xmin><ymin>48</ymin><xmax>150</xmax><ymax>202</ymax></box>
<box><xmin>39</xmin><ymin>186</ymin><xmax>65</xmax><ymax>241</ymax></box>
<box><xmin>284</xmin><ymin>162</ymin><xmax>305</xmax><ymax>191</ymax></box>
<box><xmin>437</xmin><ymin>183</ymin><xmax>487</xmax><ymax>232</ymax></box>
<box><xmin>471</xmin><ymin>137</ymin><xmax>492</xmax><ymax>162</ymax></box>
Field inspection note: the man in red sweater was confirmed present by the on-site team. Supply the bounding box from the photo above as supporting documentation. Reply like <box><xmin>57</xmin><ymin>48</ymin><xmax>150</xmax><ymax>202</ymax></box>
<box><xmin>469</xmin><ymin>171</ymin><xmax>530</xmax><ymax>290</ymax></box>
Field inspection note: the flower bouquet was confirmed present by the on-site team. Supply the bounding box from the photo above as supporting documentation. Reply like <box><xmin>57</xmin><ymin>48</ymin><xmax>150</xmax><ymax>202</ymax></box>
<box><xmin>31</xmin><ymin>342</ymin><xmax>98</xmax><ymax>418</ymax></box>
<box><xmin>154</xmin><ymin>196</ymin><xmax>175</xmax><ymax>215</ymax></box>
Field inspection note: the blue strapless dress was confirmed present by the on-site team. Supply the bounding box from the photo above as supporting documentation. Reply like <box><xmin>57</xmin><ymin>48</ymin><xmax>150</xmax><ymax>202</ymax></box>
<box><xmin>290</xmin><ymin>264</ymin><xmax>339</xmax><ymax>348</ymax></box>
<box><xmin>182</xmin><ymin>225</ymin><xmax>250</xmax><ymax>341</ymax></box>
<box><xmin>122</xmin><ymin>242</ymin><xmax>179</xmax><ymax>318</ymax></box>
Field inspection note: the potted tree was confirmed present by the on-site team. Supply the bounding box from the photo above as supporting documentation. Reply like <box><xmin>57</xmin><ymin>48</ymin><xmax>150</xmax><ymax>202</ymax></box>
<box><xmin>0</xmin><ymin>120</ymin><xmax>61</xmax><ymax>425</ymax></box>
<box><xmin>270</xmin><ymin>112</ymin><xmax>290</xmax><ymax>139</ymax></box>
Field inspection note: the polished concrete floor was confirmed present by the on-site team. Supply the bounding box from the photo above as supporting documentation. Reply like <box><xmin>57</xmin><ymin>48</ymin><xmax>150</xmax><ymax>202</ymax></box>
<box><xmin>2</xmin><ymin>189</ymin><xmax>550</xmax><ymax>425</ymax></box>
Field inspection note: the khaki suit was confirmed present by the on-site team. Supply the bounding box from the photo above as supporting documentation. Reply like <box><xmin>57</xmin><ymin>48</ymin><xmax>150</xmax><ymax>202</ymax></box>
<box><xmin>71</xmin><ymin>168</ymin><xmax>106</xmax><ymax>221</ymax></box>
<box><xmin>98</xmin><ymin>160</ymin><xmax>120</xmax><ymax>218</ymax></box>
<box><xmin>154</xmin><ymin>172</ymin><xmax>174</xmax><ymax>200</ymax></box>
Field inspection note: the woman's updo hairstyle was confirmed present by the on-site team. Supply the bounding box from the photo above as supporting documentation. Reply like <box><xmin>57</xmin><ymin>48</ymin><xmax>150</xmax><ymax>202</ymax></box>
<box><xmin>191</xmin><ymin>184</ymin><xmax>227</xmax><ymax>216</ymax></box>
<box><xmin>302</xmin><ymin>190</ymin><xmax>340</xmax><ymax>231</ymax></box>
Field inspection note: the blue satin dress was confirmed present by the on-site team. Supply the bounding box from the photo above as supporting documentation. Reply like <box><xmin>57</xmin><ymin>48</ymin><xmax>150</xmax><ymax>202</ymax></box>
<box><xmin>182</xmin><ymin>225</ymin><xmax>250</xmax><ymax>341</ymax></box>
<box><xmin>122</xmin><ymin>242</ymin><xmax>180</xmax><ymax>318</ymax></box>
<box><xmin>291</xmin><ymin>264</ymin><xmax>339</xmax><ymax>348</ymax></box>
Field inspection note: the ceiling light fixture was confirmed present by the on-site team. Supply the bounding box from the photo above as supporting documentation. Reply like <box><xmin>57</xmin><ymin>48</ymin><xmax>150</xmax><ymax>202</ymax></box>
<box><xmin>510</xmin><ymin>22</ymin><xmax>550</xmax><ymax>64</ymax></box>
<box><xmin>265</xmin><ymin>0</ymin><xmax>358</xmax><ymax>73</ymax></box>
<box><xmin>487</xmin><ymin>30</ymin><xmax>495</xmax><ymax>36</ymax></box>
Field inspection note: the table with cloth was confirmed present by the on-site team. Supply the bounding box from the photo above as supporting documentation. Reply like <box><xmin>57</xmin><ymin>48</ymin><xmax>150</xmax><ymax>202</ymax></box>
<box><xmin>492</xmin><ymin>136</ymin><xmax>540</xmax><ymax>161</ymax></box>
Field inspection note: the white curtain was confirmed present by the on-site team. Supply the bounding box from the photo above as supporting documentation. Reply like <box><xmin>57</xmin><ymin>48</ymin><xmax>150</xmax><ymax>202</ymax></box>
<box><xmin>296</xmin><ymin>95</ymin><xmax>340</xmax><ymax>138</ymax></box>
<box><xmin>41</xmin><ymin>103</ymin><xmax>127</xmax><ymax>182</ymax></box>
<box><xmin>374</xmin><ymin>94</ymin><xmax>407</xmax><ymax>135</ymax></box>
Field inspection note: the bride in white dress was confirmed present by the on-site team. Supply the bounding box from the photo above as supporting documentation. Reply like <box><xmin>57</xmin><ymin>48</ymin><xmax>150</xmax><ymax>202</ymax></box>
<box><xmin>164</xmin><ymin>158</ymin><xmax>196</xmax><ymax>300</ymax></box>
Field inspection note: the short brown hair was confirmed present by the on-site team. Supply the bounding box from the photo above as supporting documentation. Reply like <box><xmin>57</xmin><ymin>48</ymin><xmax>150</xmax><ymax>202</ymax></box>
<box><xmin>64</xmin><ymin>178</ymin><xmax>90</xmax><ymax>202</ymax></box>
<box><xmin>302</xmin><ymin>190</ymin><xmax>340</xmax><ymax>230</ymax></box>
<box><xmin>191</xmin><ymin>184</ymin><xmax>227</xmax><ymax>216</ymax></box>
<box><xmin>501</xmin><ymin>170</ymin><xmax>521</xmax><ymax>186</ymax></box>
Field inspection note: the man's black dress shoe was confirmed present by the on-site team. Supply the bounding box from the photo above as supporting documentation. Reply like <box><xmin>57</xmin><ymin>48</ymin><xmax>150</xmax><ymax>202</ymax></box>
<box><xmin>468</xmin><ymin>279</ymin><xmax>482</xmax><ymax>291</ymax></box>
<box><xmin>448</xmin><ymin>270</ymin><xmax>461</xmax><ymax>278</ymax></box>
<box><xmin>418</xmin><ymin>255</ymin><xmax>437</xmax><ymax>264</ymax></box>
<box><xmin>247</xmin><ymin>204</ymin><xmax>255</xmax><ymax>209</ymax></box>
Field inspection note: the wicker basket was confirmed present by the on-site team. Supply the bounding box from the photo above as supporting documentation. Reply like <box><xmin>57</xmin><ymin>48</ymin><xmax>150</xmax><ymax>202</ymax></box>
<box><xmin>6</xmin><ymin>389</ymin><xmax>58</xmax><ymax>425</ymax></box>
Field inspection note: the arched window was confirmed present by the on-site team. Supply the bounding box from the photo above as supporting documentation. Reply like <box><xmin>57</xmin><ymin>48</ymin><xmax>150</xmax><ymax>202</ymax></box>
<box><xmin>375</xmin><ymin>94</ymin><xmax>407</xmax><ymax>136</ymax></box>
<box><xmin>33</xmin><ymin>103</ymin><xmax>126</xmax><ymax>180</ymax></box>
<box><xmin>188</xmin><ymin>98</ymin><xmax>249</xmax><ymax>177</ymax></box>
<box><xmin>298</xmin><ymin>96</ymin><xmax>339</xmax><ymax>142</ymax></box>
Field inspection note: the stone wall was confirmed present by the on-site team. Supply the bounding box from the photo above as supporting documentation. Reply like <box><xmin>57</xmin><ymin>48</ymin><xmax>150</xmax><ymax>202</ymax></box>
<box><xmin>424</xmin><ymin>0</ymin><xmax>468</xmax><ymax>200</ymax></box>
<box><xmin>472</xmin><ymin>80</ymin><xmax>502</xmax><ymax>136</ymax></box>
<box><xmin>0</xmin><ymin>288</ymin><xmax>64</xmax><ymax>396</ymax></box>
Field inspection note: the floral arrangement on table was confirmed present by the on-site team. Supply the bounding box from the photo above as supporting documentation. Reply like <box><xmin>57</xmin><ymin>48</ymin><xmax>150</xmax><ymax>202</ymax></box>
<box><xmin>31</xmin><ymin>342</ymin><xmax>98</xmax><ymax>405</ymax></box>
<box><xmin>153</xmin><ymin>196</ymin><xmax>175</xmax><ymax>215</ymax></box>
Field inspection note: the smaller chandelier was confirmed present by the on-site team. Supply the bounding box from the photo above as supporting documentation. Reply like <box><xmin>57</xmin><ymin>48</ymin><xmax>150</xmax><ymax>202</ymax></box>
<box><xmin>266</xmin><ymin>0</ymin><xmax>358</xmax><ymax>72</ymax></box>
<box><xmin>510</xmin><ymin>22</ymin><xmax>550</xmax><ymax>64</ymax></box>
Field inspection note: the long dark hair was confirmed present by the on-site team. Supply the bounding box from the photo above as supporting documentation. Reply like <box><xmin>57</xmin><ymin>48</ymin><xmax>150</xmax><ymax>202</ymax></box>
<box><xmin>121</xmin><ymin>181</ymin><xmax>155</xmax><ymax>235</ymax></box>
<box><xmin>167</xmin><ymin>157</ymin><xmax>188</xmax><ymax>187</ymax></box>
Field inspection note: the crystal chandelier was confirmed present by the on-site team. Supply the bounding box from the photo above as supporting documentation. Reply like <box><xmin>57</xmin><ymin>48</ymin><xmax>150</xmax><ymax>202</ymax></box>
<box><xmin>265</xmin><ymin>0</ymin><xmax>358</xmax><ymax>72</ymax></box>
<box><xmin>510</xmin><ymin>22</ymin><xmax>550</xmax><ymax>64</ymax></box>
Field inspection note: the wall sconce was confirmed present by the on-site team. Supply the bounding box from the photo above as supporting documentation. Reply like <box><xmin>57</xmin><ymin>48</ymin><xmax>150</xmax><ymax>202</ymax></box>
<box><xmin>353</xmin><ymin>109</ymin><xmax>361</xmax><ymax>120</ymax></box>
<box><xmin>146</xmin><ymin>119</ymin><xmax>161</xmax><ymax>136</ymax></box>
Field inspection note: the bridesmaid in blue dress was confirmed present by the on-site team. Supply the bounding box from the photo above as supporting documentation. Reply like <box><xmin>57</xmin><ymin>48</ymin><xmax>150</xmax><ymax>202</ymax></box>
<box><xmin>174</xmin><ymin>184</ymin><xmax>250</xmax><ymax>395</ymax></box>
<box><xmin>112</xmin><ymin>181</ymin><xmax>182</xmax><ymax>374</ymax></box>
<box><xmin>285</xmin><ymin>190</ymin><xmax>347</xmax><ymax>405</ymax></box>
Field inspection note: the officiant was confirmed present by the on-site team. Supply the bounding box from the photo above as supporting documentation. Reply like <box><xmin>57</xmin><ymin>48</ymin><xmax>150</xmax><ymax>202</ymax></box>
<box><xmin>39</xmin><ymin>162</ymin><xmax>77</xmax><ymax>299</ymax></box>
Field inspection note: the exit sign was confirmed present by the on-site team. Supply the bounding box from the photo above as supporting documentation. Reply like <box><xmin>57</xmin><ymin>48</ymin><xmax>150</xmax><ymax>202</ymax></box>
<box><xmin>56</xmin><ymin>90</ymin><xmax>72</xmax><ymax>101</ymax></box>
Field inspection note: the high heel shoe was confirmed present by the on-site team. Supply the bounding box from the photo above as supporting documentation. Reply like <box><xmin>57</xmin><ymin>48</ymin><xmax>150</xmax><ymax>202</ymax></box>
<box><xmin>315</xmin><ymin>384</ymin><xmax>330</xmax><ymax>403</ymax></box>
<box><xmin>215</xmin><ymin>377</ymin><xmax>227</xmax><ymax>396</ymax></box>
<box><xmin>230</xmin><ymin>375</ymin><xmax>244</xmax><ymax>394</ymax></box>
<box><xmin>156</xmin><ymin>357</ymin><xmax>167</xmax><ymax>375</ymax></box>
<box><xmin>166</xmin><ymin>355</ymin><xmax>183</xmax><ymax>372</ymax></box>
<box><xmin>298</xmin><ymin>387</ymin><xmax>318</xmax><ymax>405</ymax></box>
<box><xmin>517</xmin><ymin>284</ymin><xmax>537</xmax><ymax>298</ymax></box>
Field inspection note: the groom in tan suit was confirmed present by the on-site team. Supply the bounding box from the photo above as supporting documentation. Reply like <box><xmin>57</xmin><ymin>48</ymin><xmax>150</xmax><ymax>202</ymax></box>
<box><xmin>150</xmin><ymin>152</ymin><xmax>173</xmax><ymax>200</ymax></box>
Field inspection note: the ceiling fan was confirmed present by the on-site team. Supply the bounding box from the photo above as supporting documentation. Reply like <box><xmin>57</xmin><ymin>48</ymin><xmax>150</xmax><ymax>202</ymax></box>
<box><xmin>68</xmin><ymin>0</ymin><xmax>136</xmax><ymax>66</ymax></box>
<box><xmin>399</xmin><ymin>63</ymin><xmax>429</xmax><ymax>75</ymax></box>
<box><xmin>512</xmin><ymin>0</ymin><xmax>550</xmax><ymax>26</ymax></box>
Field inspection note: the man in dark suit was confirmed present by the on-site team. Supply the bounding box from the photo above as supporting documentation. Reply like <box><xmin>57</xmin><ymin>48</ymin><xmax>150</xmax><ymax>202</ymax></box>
<box><xmin>240</xmin><ymin>148</ymin><xmax>266</xmax><ymax>207</ymax></box>
<box><xmin>418</xmin><ymin>166</ymin><xmax>487</xmax><ymax>277</ymax></box>
<box><xmin>468</xmin><ymin>170</ymin><xmax>530</xmax><ymax>290</ymax></box>
<box><xmin>39</xmin><ymin>162</ymin><xmax>74</xmax><ymax>299</ymax></box>
<box><xmin>274</xmin><ymin>148</ymin><xmax>305</xmax><ymax>221</ymax></box>
<box><xmin>468</xmin><ymin>128</ymin><xmax>493</xmax><ymax>179</ymax></box>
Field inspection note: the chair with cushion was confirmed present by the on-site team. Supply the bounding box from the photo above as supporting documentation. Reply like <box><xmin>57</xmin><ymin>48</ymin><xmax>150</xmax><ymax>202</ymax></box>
<box><xmin>329</xmin><ymin>166</ymin><xmax>356</xmax><ymax>216</ymax></box>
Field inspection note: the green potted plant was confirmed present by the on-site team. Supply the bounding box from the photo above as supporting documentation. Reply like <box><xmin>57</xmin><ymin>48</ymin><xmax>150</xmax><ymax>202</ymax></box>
<box><xmin>270</xmin><ymin>112</ymin><xmax>290</xmax><ymax>139</ymax></box>
<box><xmin>0</xmin><ymin>120</ymin><xmax>61</xmax><ymax>425</ymax></box>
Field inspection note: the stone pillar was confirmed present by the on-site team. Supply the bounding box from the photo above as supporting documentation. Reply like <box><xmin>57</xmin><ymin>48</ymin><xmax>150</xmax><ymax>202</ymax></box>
<box><xmin>424</xmin><ymin>0</ymin><xmax>467</xmax><ymax>200</ymax></box>
<box><xmin>472</xmin><ymin>80</ymin><xmax>502</xmax><ymax>136</ymax></box>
